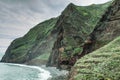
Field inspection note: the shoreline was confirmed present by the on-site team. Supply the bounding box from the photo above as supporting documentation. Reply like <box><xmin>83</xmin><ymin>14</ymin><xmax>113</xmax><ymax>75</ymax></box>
<box><xmin>0</xmin><ymin>62</ymin><xmax>52</xmax><ymax>80</ymax></box>
<box><xmin>0</xmin><ymin>62</ymin><xmax>69</xmax><ymax>80</ymax></box>
<box><xmin>41</xmin><ymin>65</ymin><xmax>69</xmax><ymax>80</ymax></box>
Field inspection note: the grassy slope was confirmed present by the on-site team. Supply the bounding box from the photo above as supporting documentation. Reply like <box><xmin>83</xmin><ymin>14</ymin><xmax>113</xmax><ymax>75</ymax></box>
<box><xmin>76</xmin><ymin>2</ymin><xmax>111</xmax><ymax>33</ymax></box>
<box><xmin>73</xmin><ymin>3</ymin><xmax>111</xmax><ymax>56</ymax></box>
<box><xmin>71</xmin><ymin>36</ymin><xmax>120</xmax><ymax>80</ymax></box>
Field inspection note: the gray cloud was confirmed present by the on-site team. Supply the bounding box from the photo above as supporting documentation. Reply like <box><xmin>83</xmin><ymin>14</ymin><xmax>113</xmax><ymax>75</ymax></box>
<box><xmin>0</xmin><ymin>38</ymin><xmax>13</xmax><ymax>53</ymax></box>
<box><xmin>0</xmin><ymin>34</ymin><xmax>17</xmax><ymax>39</ymax></box>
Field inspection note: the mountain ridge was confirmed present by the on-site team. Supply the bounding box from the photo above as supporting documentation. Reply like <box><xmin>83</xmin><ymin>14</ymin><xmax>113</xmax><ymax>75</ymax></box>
<box><xmin>1</xmin><ymin>2</ymin><xmax>111</xmax><ymax>69</ymax></box>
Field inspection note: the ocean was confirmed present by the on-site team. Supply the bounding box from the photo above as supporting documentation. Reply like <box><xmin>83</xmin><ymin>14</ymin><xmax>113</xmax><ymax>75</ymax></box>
<box><xmin>0</xmin><ymin>54</ymin><xmax>68</xmax><ymax>80</ymax></box>
<box><xmin>0</xmin><ymin>63</ymin><xmax>51</xmax><ymax>80</ymax></box>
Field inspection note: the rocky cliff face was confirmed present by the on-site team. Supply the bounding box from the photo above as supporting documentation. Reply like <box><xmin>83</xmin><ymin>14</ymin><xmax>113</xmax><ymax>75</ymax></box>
<box><xmin>1</xmin><ymin>2</ymin><xmax>110</xmax><ymax>68</ymax></box>
<box><xmin>80</xmin><ymin>0</ymin><xmax>120</xmax><ymax>56</ymax></box>
<box><xmin>47</xmin><ymin>3</ymin><xmax>111</xmax><ymax>69</ymax></box>
<box><xmin>69</xmin><ymin>0</ymin><xmax>120</xmax><ymax>79</ymax></box>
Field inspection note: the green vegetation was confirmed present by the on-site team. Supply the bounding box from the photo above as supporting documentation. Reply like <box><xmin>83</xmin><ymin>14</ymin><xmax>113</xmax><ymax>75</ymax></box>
<box><xmin>73</xmin><ymin>48</ymin><xmax>83</xmax><ymax>56</ymax></box>
<box><xmin>76</xmin><ymin>2</ymin><xmax>112</xmax><ymax>33</ymax></box>
<box><xmin>35</xmin><ymin>53</ymin><xmax>50</xmax><ymax>60</ymax></box>
<box><xmin>2</xmin><ymin>18</ymin><xmax>57</xmax><ymax>63</ymax></box>
<box><xmin>72</xmin><ymin>36</ymin><xmax>120</xmax><ymax>80</ymax></box>
<box><xmin>2</xmin><ymin>2</ymin><xmax>112</xmax><ymax>67</ymax></box>
<box><xmin>59</xmin><ymin>2</ymin><xmax>111</xmax><ymax>61</ymax></box>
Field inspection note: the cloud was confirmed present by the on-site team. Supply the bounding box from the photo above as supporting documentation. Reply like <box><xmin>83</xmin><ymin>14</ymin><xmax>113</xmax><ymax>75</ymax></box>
<box><xmin>0</xmin><ymin>0</ymin><xmax>111</xmax><ymax>53</ymax></box>
<box><xmin>0</xmin><ymin>39</ymin><xmax>13</xmax><ymax>47</ymax></box>
<box><xmin>0</xmin><ymin>34</ymin><xmax>17</xmax><ymax>39</ymax></box>
<box><xmin>66</xmin><ymin>0</ymin><xmax>112</xmax><ymax>5</ymax></box>
<box><xmin>0</xmin><ymin>47</ymin><xmax>7</xmax><ymax>54</ymax></box>
<box><xmin>0</xmin><ymin>38</ymin><xmax>13</xmax><ymax>53</ymax></box>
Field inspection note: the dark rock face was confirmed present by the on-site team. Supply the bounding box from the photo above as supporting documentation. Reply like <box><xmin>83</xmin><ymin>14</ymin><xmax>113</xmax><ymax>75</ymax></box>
<box><xmin>81</xmin><ymin>0</ymin><xmax>120</xmax><ymax>56</ymax></box>
<box><xmin>1</xmin><ymin>2</ymin><xmax>110</xmax><ymax>68</ymax></box>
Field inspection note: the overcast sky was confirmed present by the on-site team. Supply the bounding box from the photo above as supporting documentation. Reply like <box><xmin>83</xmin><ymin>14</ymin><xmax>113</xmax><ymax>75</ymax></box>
<box><xmin>0</xmin><ymin>0</ymin><xmax>111</xmax><ymax>53</ymax></box>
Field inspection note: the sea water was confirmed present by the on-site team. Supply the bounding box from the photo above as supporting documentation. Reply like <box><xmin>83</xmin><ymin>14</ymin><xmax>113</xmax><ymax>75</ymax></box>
<box><xmin>0</xmin><ymin>53</ymin><xmax>52</xmax><ymax>80</ymax></box>
<box><xmin>0</xmin><ymin>53</ymin><xmax>68</xmax><ymax>80</ymax></box>
<box><xmin>0</xmin><ymin>63</ymin><xmax>52</xmax><ymax>80</ymax></box>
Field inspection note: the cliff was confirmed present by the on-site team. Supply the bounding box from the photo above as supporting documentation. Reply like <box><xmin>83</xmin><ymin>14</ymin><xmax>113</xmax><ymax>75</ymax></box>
<box><xmin>47</xmin><ymin>3</ymin><xmax>111</xmax><ymax>69</ymax></box>
<box><xmin>1</xmin><ymin>2</ymin><xmax>110</xmax><ymax>68</ymax></box>
<box><xmin>80</xmin><ymin>0</ymin><xmax>120</xmax><ymax>55</ymax></box>
<box><xmin>69</xmin><ymin>0</ymin><xmax>120</xmax><ymax>79</ymax></box>
<box><xmin>1</xmin><ymin>18</ymin><xmax>58</xmax><ymax>65</ymax></box>
<box><xmin>69</xmin><ymin>36</ymin><xmax>120</xmax><ymax>80</ymax></box>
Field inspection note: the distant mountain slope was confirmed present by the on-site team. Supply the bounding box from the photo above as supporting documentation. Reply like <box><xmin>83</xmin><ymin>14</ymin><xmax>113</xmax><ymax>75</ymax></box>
<box><xmin>1</xmin><ymin>2</ymin><xmax>111</xmax><ymax>68</ymax></box>
<box><xmin>69</xmin><ymin>36</ymin><xmax>120</xmax><ymax>80</ymax></box>
<box><xmin>1</xmin><ymin>18</ymin><xmax>58</xmax><ymax>64</ymax></box>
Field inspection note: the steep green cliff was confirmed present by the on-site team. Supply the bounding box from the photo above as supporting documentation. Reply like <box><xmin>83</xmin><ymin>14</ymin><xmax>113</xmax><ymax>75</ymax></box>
<box><xmin>1</xmin><ymin>18</ymin><xmax>58</xmax><ymax>64</ymax></box>
<box><xmin>47</xmin><ymin>3</ymin><xmax>111</xmax><ymax>69</ymax></box>
<box><xmin>81</xmin><ymin>0</ymin><xmax>120</xmax><ymax>56</ymax></box>
<box><xmin>1</xmin><ymin>2</ymin><xmax>111</xmax><ymax>67</ymax></box>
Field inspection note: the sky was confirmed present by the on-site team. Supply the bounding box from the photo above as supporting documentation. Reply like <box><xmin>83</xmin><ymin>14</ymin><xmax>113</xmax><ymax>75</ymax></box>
<box><xmin>0</xmin><ymin>0</ymin><xmax>111</xmax><ymax>54</ymax></box>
